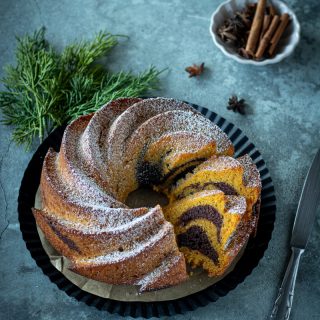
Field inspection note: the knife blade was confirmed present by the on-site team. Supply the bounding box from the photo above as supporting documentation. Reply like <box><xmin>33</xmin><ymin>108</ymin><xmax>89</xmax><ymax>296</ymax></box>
<box><xmin>291</xmin><ymin>148</ymin><xmax>320</xmax><ymax>248</ymax></box>
<box><xmin>270</xmin><ymin>148</ymin><xmax>320</xmax><ymax>320</ymax></box>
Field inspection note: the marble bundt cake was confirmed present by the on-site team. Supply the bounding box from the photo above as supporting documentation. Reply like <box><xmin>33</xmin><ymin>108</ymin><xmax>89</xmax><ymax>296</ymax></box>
<box><xmin>34</xmin><ymin>97</ymin><xmax>251</xmax><ymax>292</ymax></box>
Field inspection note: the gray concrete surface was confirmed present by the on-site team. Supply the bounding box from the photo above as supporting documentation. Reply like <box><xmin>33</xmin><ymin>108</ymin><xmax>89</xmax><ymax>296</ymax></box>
<box><xmin>0</xmin><ymin>0</ymin><xmax>319</xmax><ymax>319</ymax></box>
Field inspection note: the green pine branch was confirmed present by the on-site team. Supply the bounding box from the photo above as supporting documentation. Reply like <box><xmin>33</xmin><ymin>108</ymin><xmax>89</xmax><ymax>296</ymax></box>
<box><xmin>0</xmin><ymin>28</ymin><xmax>163</xmax><ymax>149</ymax></box>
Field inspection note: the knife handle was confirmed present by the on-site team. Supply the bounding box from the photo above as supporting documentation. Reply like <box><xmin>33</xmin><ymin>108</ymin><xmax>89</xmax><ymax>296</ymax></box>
<box><xmin>270</xmin><ymin>247</ymin><xmax>304</xmax><ymax>320</ymax></box>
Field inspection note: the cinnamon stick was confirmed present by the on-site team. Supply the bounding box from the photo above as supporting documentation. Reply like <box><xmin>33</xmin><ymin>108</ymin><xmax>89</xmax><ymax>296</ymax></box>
<box><xmin>255</xmin><ymin>15</ymin><xmax>280</xmax><ymax>59</ymax></box>
<box><xmin>268</xmin><ymin>13</ymin><xmax>290</xmax><ymax>56</ymax></box>
<box><xmin>260</xmin><ymin>14</ymin><xmax>271</xmax><ymax>39</ymax></box>
<box><xmin>245</xmin><ymin>0</ymin><xmax>267</xmax><ymax>55</ymax></box>
<box><xmin>269</xmin><ymin>5</ymin><xmax>277</xmax><ymax>17</ymax></box>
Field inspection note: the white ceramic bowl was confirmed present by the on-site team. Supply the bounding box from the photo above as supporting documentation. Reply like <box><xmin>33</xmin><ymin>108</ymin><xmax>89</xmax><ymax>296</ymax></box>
<box><xmin>209</xmin><ymin>0</ymin><xmax>300</xmax><ymax>65</ymax></box>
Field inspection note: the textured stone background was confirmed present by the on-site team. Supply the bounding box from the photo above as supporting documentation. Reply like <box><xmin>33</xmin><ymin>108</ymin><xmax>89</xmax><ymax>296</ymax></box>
<box><xmin>0</xmin><ymin>0</ymin><xmax>319</xmax><ymax>319</ymax></box>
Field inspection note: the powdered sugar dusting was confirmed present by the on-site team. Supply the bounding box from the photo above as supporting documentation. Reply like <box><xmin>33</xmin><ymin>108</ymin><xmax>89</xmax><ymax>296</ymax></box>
<box><xmin>136</xmin><ymin>253</ymin><xmax>183</xmax><ymax>291</ymax></box>
<box><xmin>120</xmin><ymin>110</ymin><xmax>233</xmax><ymax>196</ymax></box>
<box><xmin>59</xmin><ymin>116</ymin><xmax>123</xmax><ymax>207</ymax></box>
<box><xmin>74</xmin><ymin>222</ymin><xmax>173</xmax><ymax>264</ymax></box>
<box><xmin>80</xmin><ymin>98</ymin><xmax>142</xmax><ymax>194</ymax></box>
<box><xmin>195</xmin><ymin>156</ymin><xmax>241</xmax><ymax>172</ymax></box>
<box><xmin>225</xmin><ymin>195</ymin><xmax>247</xmax><ymax>215</ymax></box>
<box><xmin>237</xmin><ymin>154</ymin><xmax>262</xmax><ymax>188</ymax></box>
<box><xmin>43</xmin><ymin>150</ymin><xmax>148</xmax><ymax>226</ymax></box>
<box><xmin>125</xmin><ymin>110</ymin><xmax>232</xmax><ymax>159</ymax></box>
<box><xmin>45</xmin><ymin>205</ymin><xmax>163</xmax><ymax>234</ymax></box>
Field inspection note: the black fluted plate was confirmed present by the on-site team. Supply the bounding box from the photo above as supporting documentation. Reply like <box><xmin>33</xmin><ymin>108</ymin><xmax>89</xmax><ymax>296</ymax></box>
<box><xmin>18</xmin><ymin>100</ymin><xmax>276</xmax><ymax>318</ymax></box>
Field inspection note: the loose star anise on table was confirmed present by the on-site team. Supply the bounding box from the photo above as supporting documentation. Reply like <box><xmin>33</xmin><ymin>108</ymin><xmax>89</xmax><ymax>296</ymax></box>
<box><xmin>227</xmin><ymin>95</ymin><xmax>247</xmax><ymax>115</ymax></box>
<box><xmin>185</xmin><ymin>62</ymin><xmax>205</xmax><ymax>77</ymax></box>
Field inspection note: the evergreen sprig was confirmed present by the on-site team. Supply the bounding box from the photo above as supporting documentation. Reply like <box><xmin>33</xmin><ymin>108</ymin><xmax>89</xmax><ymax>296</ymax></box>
<box><xmin>0</xmin><ymin>28</ymin><xmax>162</xmax><ymax>149</ymax></box>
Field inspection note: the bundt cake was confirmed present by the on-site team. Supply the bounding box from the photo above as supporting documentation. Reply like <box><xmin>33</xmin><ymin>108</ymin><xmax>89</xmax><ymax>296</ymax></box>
<box><xmin>33</xmin><ymin>97</ymin><xmax>261</xmax><ymax>292</ymax></box>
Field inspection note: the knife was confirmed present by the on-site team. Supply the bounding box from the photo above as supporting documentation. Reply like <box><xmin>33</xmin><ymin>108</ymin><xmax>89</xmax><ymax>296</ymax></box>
<box><xmin>270</xmin><ymin>148</ymin><xmax>320</xmax><ymax>320</ymax></box>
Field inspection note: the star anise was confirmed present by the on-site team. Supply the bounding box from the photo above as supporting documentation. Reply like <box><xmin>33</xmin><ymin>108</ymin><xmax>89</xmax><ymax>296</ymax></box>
<box><xmin>185</xmin><ymin>63</ymin><xmax>205</xmax><ymax>77</ymax></box>
<box><xmin>217</xmin><ymin>25</ymin><xmax>237</xmax><ymax>43</ymax></box>
<box><xmin>217</xmin><ymin>3</ymin><xmax>257</xmax><ymax>52</ymax></box>
<box><xmin>229</xmin><ymin>15</ymin><xmax>247</xmax><ymax>31</ymax></box>
<box><xmin>218</xmin><ymin>15</ymin><xmax>248</xmax><ymax>48</ymax></box>
<box><xmin>235</xmin><ymin>10</ymin><xmax>252</xmax><ymax>28</ymax></box>
<box><xmin>227</xmin><ymin>95</ymin><xmax>247</xmax><ymax>115</ymax></box>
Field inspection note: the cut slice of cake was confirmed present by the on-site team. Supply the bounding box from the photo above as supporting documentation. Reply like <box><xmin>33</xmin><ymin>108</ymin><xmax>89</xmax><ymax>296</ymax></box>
<box><xmin>167</xmin><ymin>154</ymin><xmax>261</xmax><ymax>235</ymax></box>
<box><xmin>163</xmin><ymin>190</ymin><xmax>247</xmax><ymax>277</ymax></box>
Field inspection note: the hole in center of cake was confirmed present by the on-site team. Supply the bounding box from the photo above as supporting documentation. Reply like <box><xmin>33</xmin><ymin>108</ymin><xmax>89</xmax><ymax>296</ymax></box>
<box><xmin>125</xmin><ymin>187</ymin><xmax>169</xmax><ymax>208</ymax></box>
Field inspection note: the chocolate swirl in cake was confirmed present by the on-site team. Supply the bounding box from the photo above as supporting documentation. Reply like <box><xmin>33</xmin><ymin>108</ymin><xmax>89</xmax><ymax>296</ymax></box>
<box><xmin>137</xmin><ymin>161</ymin><xmax>162</xmax><ymax>186</ymax></box>
<box><xmin>213</xmin><ymin>182</ymin><xmax>238</xmax><ymax>196</ymax></box>
<box><xmin>178</xmin><ymin>205</ymin><xmax>223</xmax><ymax>242</ymax></box>
<box><xmin>177</xmin><ymin>225</ymin><xmax>219</xmax><ymax>265</ymax></box>
<box><xmin>177</xmin><ymin>182</ymin><xmax>238</xmax><ymax>199</ymax></box>
<box><xmin>48</xmin><ymin>221</ymin><xmax>81</xmax><ymax>254</ymax></box>
<box><xmin>137</xmin><ymin>158</ymin><xmax>206</xmax><ymax>187</ymax></box>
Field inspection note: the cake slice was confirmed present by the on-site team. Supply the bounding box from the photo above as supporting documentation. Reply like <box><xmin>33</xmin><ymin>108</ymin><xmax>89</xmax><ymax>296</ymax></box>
<box><xmin>163</xmin><ymin>190</ymin><xmax>247</xmax><ymax>277</ymax></box>
<box><xmin>167</xmin><ymin>154</ymin><xmax>261</xmax><ymax>235</ymax></box>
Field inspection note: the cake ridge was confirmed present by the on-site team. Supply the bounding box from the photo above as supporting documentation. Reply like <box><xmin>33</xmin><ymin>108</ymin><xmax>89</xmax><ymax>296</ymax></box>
<box><xmin>58</xmin><ymin>115</ymin><xmax>119</xmax><ymax>205</ymax></box>
<box><xmin>80</xmin><ymin>98</ymin><xmax>142</xmax><ymax>194</ymax></box>
<box><xmin>41</xmin><ymin>149</ymin><xmax>131</xmax><ymax>218</ymax></box>
<box><xmin>72</xmin><ymin>221</ymin><xmax>176</xmax><ymax>264</ymax></box>
<box><xmin>135</xmin><ymin>252</ymin><xmax>187</xmax><ymax>291</ymax></box>
<box><xmin>33</xmin><ymin>206</ymin><xmax>170</xmax><ymax>261</ymax></box>
<box><xmin>38</xmin><ymin>205</ymin><xmax>165</xmax><ymax>234</ymax></box>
